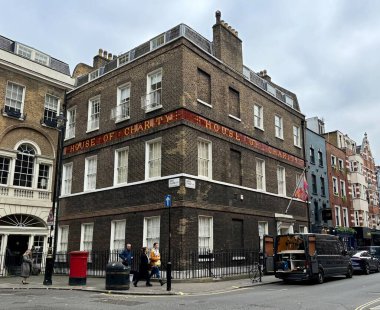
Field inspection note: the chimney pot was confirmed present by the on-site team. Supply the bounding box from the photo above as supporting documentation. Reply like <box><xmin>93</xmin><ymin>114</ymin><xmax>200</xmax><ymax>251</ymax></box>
<box><xmin>103</xmin><ymin>50</ymin><xmax>108</xmax><ymax>58</ymax></box>
<box><xmin>108</xmin><ymin>52</ymin><xmax>112</xmax><ymax>60</ymax></box>
<box><xmin>99</xmin><ymin>48</ymin><xmax>103</xmax><ymax>56</ymax></box>
<box><xmin>215</xmin><ymin>10</ymin><xmax>221</xmax><ymax>24</ymax></box>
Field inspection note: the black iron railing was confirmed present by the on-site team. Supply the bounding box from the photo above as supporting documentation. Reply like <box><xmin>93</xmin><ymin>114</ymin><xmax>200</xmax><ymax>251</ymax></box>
<box><xmin>1</xmin><ymin>248</ymin><xmax>260</xmax><ymax>279</ymax></box>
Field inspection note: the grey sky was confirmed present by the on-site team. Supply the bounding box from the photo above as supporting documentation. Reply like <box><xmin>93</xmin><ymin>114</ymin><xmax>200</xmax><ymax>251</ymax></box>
<box><xmin>1</xmin><ymin>0</ymin><xmax>379</xmax><ymax>161</ymax></box>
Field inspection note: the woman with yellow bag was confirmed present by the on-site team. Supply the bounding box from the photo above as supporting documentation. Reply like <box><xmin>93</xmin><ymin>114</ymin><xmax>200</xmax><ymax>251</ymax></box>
<box><xmin>149</xmin><ymin>242</ymin><xmax>165</xmax><ymax>286</ymax></box>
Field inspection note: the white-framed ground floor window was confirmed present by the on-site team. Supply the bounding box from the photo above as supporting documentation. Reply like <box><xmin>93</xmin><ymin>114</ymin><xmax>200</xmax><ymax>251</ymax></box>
<box><xmin>143</xmin><ymin>216</ymin><xmax>160</xmax><ymax>250</ymax></box>
<box><xmin>80</xmin><ymin>223</ymin><xmax>94</xmax><ymax>262</ymax></box>
<box><xmin>110</xmin><ymin>220</ymin><xmax>126</xmax><ymax>261</ymax></box>
<box><xmin>258</xmin><ymin>221</ymin><xmax>268</xmax><ymax>251</ymax></box>
<box><xmin>198</xmin><ymin>215</ymin><xmax>213</xmax><ymax>252</ymax></box>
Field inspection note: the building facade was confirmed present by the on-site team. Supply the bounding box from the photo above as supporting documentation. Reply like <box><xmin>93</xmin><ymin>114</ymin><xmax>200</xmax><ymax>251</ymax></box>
<box><xmin>0</xmin><ymin>35</ymin><xmax>74</xmax><ymax>275</ymax></box>
<box><xmin>305</xmin><ymin>118</ymin><xmax>330</xmax><ymax>232</ymax></box>
<box><xmin>324</xmin><ymin>131</ymin><xmax>380</xmax><ymax>246</ymax></box>
<box><xmin>58</xmin><ymin>12</ymin><xmax>307</xmax><ymax>259</ymax></box>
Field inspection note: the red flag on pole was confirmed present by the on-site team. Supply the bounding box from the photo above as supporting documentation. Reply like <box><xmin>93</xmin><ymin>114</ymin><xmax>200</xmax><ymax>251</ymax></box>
<box><xmin>294</xmin><ymin>173</ymin><xmax>309</xmax><ymax>201</ymax></box>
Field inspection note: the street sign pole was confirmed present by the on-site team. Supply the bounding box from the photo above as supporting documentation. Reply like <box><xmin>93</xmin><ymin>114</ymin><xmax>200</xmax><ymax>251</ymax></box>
<box><xmin>165</xmin><ymin>194</ymin><xmax>172</xmax><ymax>291</ymax></box>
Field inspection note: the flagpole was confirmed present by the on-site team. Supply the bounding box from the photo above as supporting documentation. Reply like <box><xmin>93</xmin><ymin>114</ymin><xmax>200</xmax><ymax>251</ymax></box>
<box><xmin>285</xmin><ymin>167</ymin><xmax>307</xmax><ymax>214</ymax></box>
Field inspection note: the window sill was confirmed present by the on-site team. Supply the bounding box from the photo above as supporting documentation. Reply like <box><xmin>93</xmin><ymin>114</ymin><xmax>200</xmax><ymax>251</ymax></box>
<box><xmin>145</xmin><ymin>105</ymin><xmax>162</xmax><ymax>113</ymax></box>
<box><xmin>275</xmin><ymin>136</ymin><xmax>284</xmax><ymax>141</ymax></box>
<box><xmin>64</xmin><ymin>136</ymin><xmax>75</xmax><ymax>141</ymax></box>
<box><xmin>2</xmin><ymin>112</ymin><xmax>25</xmax><ymax>121</ymax></box>
<box><xmin>294</xmin><ymin>144</ymin><xmax>302</xmax><ymax>149</ymax></box>
<box><xmin>254</xmin><ymin>125</ymin><xmax>264</xmax><ymax>132</ymax></box>
<box><xmin>115</xmin><ymin>117</ymin><xmax>130</xmax><ymax>124</ymax></box>
<box><xmin>228</xmin><ymin>114</ymin><xmax>241</xmax><ymax>122</ymax></box>
<box><xmin>86</xmin><ymin>127</ymin><xmax>99</xmax><ymax>134</ymax></box>
<box><xmin>197</xmin><ymin>99</ymin><xmax>212</xmax><ymax>108</ymax></box>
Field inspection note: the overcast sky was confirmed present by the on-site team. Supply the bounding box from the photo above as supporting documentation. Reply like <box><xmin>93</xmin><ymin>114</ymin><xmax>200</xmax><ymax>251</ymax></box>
<box><xmin>1</xmin><ymin>0</ymin><xmax>379</xmax><ymax>162</ymax></box>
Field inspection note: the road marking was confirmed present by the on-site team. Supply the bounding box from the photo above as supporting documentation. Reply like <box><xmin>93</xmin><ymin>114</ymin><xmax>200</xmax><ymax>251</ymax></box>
<box><xmin>355</xmin><ymin>297</ymin><xmax>380</xmax><ymax>310</ymax></box>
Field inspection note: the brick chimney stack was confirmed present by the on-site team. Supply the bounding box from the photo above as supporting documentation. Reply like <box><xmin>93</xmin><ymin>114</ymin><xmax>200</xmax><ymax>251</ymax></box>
<box><xmin>212</xmin><ymin>11</ymin><xmax>243</xmax><ymax>73</ymax></box>
<box><xmin>93</xmin><ymin>48</ymin><xmax>113</xmax><ymax>69</ymax></box>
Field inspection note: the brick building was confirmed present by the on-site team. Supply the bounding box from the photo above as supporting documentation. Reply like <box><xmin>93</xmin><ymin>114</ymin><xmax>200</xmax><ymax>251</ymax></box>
<box><xmin>58</xmin><ymin>12</ymin><xmax>307</xmax><ymax>258</ymax></box>
<box><xmin>325</xmin><ymin>141</ymin><xmax>351</xmax><ymax>228</ymax></box>
<box><xmin>324</xmin><ymin>131</ymin><xmax>380</xmax><ymax>245</ymax></box>
<box><xmin>0</xmin><ymin>35</ymin><xmax>74</xmax><ymax>275</ymax></box>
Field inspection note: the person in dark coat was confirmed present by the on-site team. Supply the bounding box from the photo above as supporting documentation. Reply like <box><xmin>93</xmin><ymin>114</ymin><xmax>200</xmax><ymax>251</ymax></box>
<box><xmin>119</xmin><ymin>243</ymin><xmax>136</xmax><ymax>282</ymax></box>
<box><xmin>133</xmin><ymin>247</ymin><xmax>152</xmax><ymax>287</ymax></box>
<box><xmin>21</xmin><ymin>249</ymin><xmax>33</xmax><ymax>284</ymax></box>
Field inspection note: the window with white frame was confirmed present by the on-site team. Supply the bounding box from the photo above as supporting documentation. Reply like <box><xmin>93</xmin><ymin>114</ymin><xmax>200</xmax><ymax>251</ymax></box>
<box><xmin>335</xmin><ymin>206</ymin><xmax>341</xmax><ymax>226</ymax></box>
<box><xmin>332</xmin><ymin>177</ymin><xmax>338</xmax><ymax>195</ymax></box>
<box><xmin>143</xmin><ymin>216</ymin><xmax>160</xmax><ymax>249</ymax></box>
<box><xmin>352</xmin><ymin>184</ymin><xmax>357</xmax><ymax>199</ymax></box>
<box><xmin>80</xmin><ymin>223</ymin><xmax>94</xmax><ymax>260</ymax></box>
<box><xmin>274</xmin><ymin>115</ymin><xmax>283</xmax><ymax>139</ymax></box>
<box><xmin>354</xmin><ymin>211</ymin><xmax>360</xmax><ymax>226</ymax></box>
<box><xmin>150</xmin><ymin>34</ymin><xmax>165</xmax><ymax>50</ymax></box>
<box><xmin>13</xmin><ymin>144</ymin><xmax>35</xmax><ymax>187</ymax></box>
<box><xmin>318</xmin><ymin>151</ymin><xmax>323</xmax><ymax>167</ymax></box>
<box><xmin>110</xmin><ymin>220</ymin><xmax>126</xmax><ymax>252</ymax></box>
<box><xmin>57</xmin><ymin>225</ymin><xmax>69</xmax><ymax>253</ymax></box>
<box><xmin>285</xmin><ymin>95</ymin><xmax>294</xmax><ymax>108</ymax></box>
<box><xmin>331</xmin><ymin>155</ymin><xmax>336</xmax><ymax>167</ymax></box>
<box><xmin>198</xmin><ymin>216</ymin><xmax>213</xmax><ymax>251</ymax></box>
<box><xmin>293</xmin><ymin>126</ymin><xmax>301</xmax><ymax>147</ymax></box>
<box><xmin>113</xmin><ymin>84</ymin><xmax>130</xmax><ymax>122</ymax></box>
<box><xmin>254</xmin><ymin>104</ymin><xmax>263</xmax><ymax>130</ymax></box>
<box><xmin>5</xmin><ymin>82</ymin><xmax>25</xmax><ymax>117</ymax></box>
<box><xmin>0</xmin><ymin>156</ymin><xmax>10</xmax><ymax>185</ymax></box>
<box><xmin>84</xmin><ymin>156</ymin><xmax>97</xmax><ymax>191</ymax></box>
<box><xmin>267</xmin><ymin>83</ymin><xmax>276</xmax><ymax>96</ymax></box>
<box><xmin>143</xmin><ymin>69</ymin><xmax>162</xmax><ymax>111</ymax></box>
<box><xmin>277</xmin><ymin>166</ymin><xmax>286</xmax><ymax>196</ymax></box>
<box><xmin>114</xmin><ymin>148</ymin><xmax>128</xmax><ymax>184</ymax></box>
<box><xmin>16</xmin><ymin>43</ymin><xmax>50</xmax><ymax>65</ymax></box>
<box><xmin>87</xmin><ymin>96</ymin><xmax>100</xmax><ymax>131</ymax></box>
<box><xmin>256</xmin><ymin>158</ymin><xmax>266</xmax><ymax>191</ymax></box>
<box><xmin>43</xmin><ymin>94</ymin><xmax>59</xmax><ymax>127</ymax></box>
<box><xmin>62</xmin><ymin>163</ymin><xmax>73</xmax><ymax>195</ymax></box>
<box><xmin>338</xmin><ymin>159</ymin><xmax>344</xmax><ymax>171</ymax></box>
<box><xmin>258</xmin><ymin>221</ymin><xmax>268</xmax><ymax>250</ymax></box>
<box><xmin>361</xmin><ymin>185</ymin><xmax>367</xmax><ymax>200</ymax></box>
<box><xmin>343</xmin><ymin>208</ymin><xmax>348</xmax><ymax>227</ymax></box>
<box><xmin>364</xmin><ymin>211</ymin><xmax>369</xmax><ymax>227</ymax></box>
<box><xmin>309</xmin><ymin>147</ymin><xmax>315</xmax><ymax>164</ymax></box>
<box><xmin>145</xmin><ymin>139</ymin><xmax>161</xmax><ymax>179</ymax></box>
<box><xmin>340</xmin><ymin>180</ymin><xmax>346</xmax><ymax>197</ymax></box>
<box><xmin>299</xmin><ymin>225</ymin><xmax>308</xmax><ymax>233</ymax></box>
<box><xmin>37</xmin><ymin>163</ymin><xmax>50</xmax><ymax>190</ymax></box>
<box><xmin>65</xmin><ymin>107</ymin><xmax>76</xmax><ymax>140</ymax></box>
<box><xmin>198</xmin><ymin>139</ymin><xmax>212</xmax><ymax>179</ymax></box>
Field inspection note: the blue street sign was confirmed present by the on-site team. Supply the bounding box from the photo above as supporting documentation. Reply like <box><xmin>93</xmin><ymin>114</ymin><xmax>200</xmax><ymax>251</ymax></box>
<box><xmin>165</xmin><ymin>194</ymin><xmax>172</xmax><ymax>207</ymax></box>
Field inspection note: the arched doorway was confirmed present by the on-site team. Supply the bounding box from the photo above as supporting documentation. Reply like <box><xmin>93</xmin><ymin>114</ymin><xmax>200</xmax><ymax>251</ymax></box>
<box><xmin>0</xmin><ymin>214</ymin><xmax>48</xmax><ymax>276</ymax></box>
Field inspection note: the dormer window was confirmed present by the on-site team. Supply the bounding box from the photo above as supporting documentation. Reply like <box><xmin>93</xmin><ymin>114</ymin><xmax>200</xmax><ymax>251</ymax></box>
<box><xmin>15</xmin><ymin>43</ymin><xmax>50</xmax><ymax>66</ymax></box>
<box><xmin>150</xmin><ymin>34</ymin><xmax>165</xmax><ymax>50</ymax></box>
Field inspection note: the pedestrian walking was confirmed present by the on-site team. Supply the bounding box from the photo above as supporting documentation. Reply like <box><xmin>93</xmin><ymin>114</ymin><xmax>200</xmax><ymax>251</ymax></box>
<box><xmin>149</xmin><ymin>242</ymin><xmax>165</xmax><ymax>286</ymax></box>
<box><xmin>119</xmin><ymin>243</ymin><xmax>137</xmax><ymax>282</ymax></box>
<box><xmin>20</xmin><ymin>249</ymin><xmax>33</xmax><ymax>284</ymax></box>
<box><xmin>133</xmin><ymin>247</ymin><xmax>152</xmax><ymax>287</ymax></box>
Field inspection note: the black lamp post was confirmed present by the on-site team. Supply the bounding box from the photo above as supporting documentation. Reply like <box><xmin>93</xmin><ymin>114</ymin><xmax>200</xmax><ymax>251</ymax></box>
<box><xmin>43</xmin><ymin>109</ymin><xmax>66</xmax><ymax>285</ymax></box>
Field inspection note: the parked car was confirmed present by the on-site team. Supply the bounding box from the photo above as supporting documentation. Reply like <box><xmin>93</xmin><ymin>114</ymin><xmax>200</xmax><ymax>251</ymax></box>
<box><xmin>357</xmin><ymin>246</ymin><xmax>380</xmax><ymax>260</ymax></box>
<box><xmin>351</xmin><ymin>250</ymin><xmax>380</xmax><ymax>274</ymax></box>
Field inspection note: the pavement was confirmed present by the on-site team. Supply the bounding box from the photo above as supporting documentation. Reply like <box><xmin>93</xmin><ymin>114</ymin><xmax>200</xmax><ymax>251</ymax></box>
<box><xmin>0</xmin><ymin>274</ymin><xmax>280</xmax><ymax>296</ymax></box>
